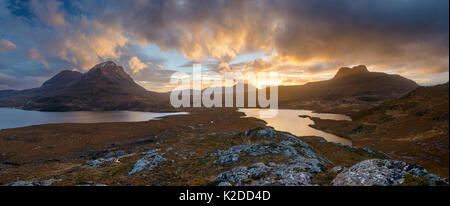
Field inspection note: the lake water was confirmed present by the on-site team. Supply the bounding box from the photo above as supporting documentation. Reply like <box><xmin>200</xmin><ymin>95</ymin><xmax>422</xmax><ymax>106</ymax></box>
<box><xmin>238</xmin><ymin>108</ymin><xmax>352</xmax><ymax>145</ymax></box>
<box><xmin>0</xmin><ymin>107</ymin><xmax>351</xmax><ymax>145</ymax></box>
<box><xmin>0</xmin><ymin>108</ymin><xmax>188</xmax><ymax>130</ymax></box>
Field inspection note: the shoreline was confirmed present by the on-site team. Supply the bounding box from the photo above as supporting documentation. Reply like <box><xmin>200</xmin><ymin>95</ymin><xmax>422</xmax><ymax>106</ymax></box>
<box><xmin>0</xmin><ymin>109</ymin><xmax>400</xmax><ymax>186</ymax></box>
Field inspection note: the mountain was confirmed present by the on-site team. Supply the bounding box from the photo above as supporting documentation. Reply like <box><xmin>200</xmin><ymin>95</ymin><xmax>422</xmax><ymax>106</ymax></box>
<box><xmin>41</xmin><ymin>70</ymin><xmax>83</xmax><ymax>90</ymax></box>
<box><xmin>72</xmin><ymin>61</ymin><xmax>149</xmax><ymax>95</ymax></box>
<box><xmin>178</xmin><ymin>65</ymin><xmax>418</xmax><ymax>113</ymax></box>
<box><xmin>333</xmin><ymin>64</ymin><xmax>369</xmax><ymax>78</ymax></box>
<box><xmin>0</xmin><ymin>63</ymin><xmax>419</xmax><ymax>113</ymax></box>
<box><xmin>0</xmin><ymin>61</ymin><xmax>171</xmax><ymax>111</ymax></box>
<box><xmin>276</xmin><ymin>65</ymin><xmax>419</xmax><ymax>113</ymax></box>
<box><xmin>309</xmin><ymin>82</ymin><xmax>449</xmax><ymax>177</ymax></box>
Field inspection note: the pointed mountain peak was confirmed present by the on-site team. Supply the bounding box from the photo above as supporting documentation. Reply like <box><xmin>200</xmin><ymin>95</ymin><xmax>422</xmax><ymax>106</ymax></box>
<box><xmin>92</xmin><ymin>61</ymin><xmax>117</xmax><ymax>69</ymax></box>
<box><xmin>334</xmin><ymin>65</ymin><xmax>369</xmax><ymax>78</ymax></box>
<box><xmin>79</xmin><ymin>61</ymin><xmax>147</xmax><ymax>93</ymax></box>
<box><xmin>89</xmin><ymin>61</ymin><xmax>122</xmax><ymax>73</ymax></box>
<box><xmin>86</xmin><ymin>61</ymin><xmax>132</xmax><ymax>80</ymax></box>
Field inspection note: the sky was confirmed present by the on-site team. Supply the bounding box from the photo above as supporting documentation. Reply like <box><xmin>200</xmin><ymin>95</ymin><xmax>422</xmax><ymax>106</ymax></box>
<box><xmin>0</xmin><ymin>0</ymin><xmax>448</xmax><ymax>92</ymax></box>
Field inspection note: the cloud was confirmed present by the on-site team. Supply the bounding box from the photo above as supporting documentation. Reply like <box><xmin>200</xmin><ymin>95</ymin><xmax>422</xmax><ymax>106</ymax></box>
<box><xmin>0</xmin><ymin>72</ymin><xmax>48</xmax><ymax>90</ymax></box>
<box><xmin>0</xmin><ymin>0</ymin><xmax>448</xmax><ymax>90</ymax></box>
<box><xmin>0</xmin><ymin>72</ymin><xmax>14</xmax><ymax>81</ymax></box>
<box><xmin>128</xmin><ymin>56</ymin><xmax>148</xmax><ymax>73</ymax></box>
<box><xmin>109</xmin><ymin>0</ymin><xmax>276</xmax><ymax>62</ymax></box>
<box><xmin>49</xmin><ymin>16</ymin><xmax>130</xmax><ymax>70</ymax></box>
<box><xmin>30</xmin><ymin>0</ymin><xmax>66</xmax><ymax>27</ymax></box>
<box><xmin>125</xmin><ymin>56</ymin><xmax>178</xmax><ymax>91</ymax></box>
<box><xmin>14</xmin><ymin>0</ymin><xmax>130</xmax><ymax>70</ymax></box>
<box><xmin>0</xmin><ymin>39</ymin><xmax>17</xmax><ymax>53</ymax></box>
<box><xmin>40</xmin><ymin>13</ymin><xmax>131</xmax><ymax>70</ymax></box>
<box><xmin>128</xmin><ymin>56</ymin><xmax>165</xmax><ymax>73</ymax></box>
<box><xmin>26</xmin><ymin>48</ymin><xmax>49</xmax><ymax>68</ymax></box>
<box><xmin>107</xmin><ymin>0</ymin><xmax>448</xmax><ymax>76</ymax></box>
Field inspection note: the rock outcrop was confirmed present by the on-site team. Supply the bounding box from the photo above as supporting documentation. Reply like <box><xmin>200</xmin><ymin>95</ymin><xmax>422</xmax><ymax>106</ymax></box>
<box><xmin>128</xmin><ymin>149</ymin><xmax>167</xmax><ymax>175</ymax></box>
<box><xmin>211</xmin><ymin>127</ymin><xmax>447</xmax><ymax>186</ymax></box>
<box><xmin>84</xmin><ymin>150</ymin><xmax>133</xmax><ymax>168</ymax></box>
<box><xmin>9</xmin><ymin>178</ymin><xmax>62</xmax><ymax>186</ymax></box>
<box><xmin>212</xmin><ymin>127</ymin><xmax>328</xmax><ymax>186</ymax></box>
<box><xmin>332</xmin><ymin>159</ymin><xmax>447</xmax><ymax>186</ymax></box>
<box><xmin>333</xmin><ymin>65</ymin><xmax>369</xmax><ymax>79</ymax></box>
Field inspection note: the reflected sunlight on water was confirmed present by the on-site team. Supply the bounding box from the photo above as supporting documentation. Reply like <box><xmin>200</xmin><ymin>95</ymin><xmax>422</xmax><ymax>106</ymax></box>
<box><xmin>238</xmin><ymin>108</ymin><xmax>352</xmax><ymax>145</ymax></box>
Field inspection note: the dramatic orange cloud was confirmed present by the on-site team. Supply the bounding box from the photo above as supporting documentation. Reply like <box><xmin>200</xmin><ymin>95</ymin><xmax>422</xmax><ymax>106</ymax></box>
<box><xmin>0</xmin><ymin>0</ymin><xmax>448</xmax><ymax>91</ymax></box>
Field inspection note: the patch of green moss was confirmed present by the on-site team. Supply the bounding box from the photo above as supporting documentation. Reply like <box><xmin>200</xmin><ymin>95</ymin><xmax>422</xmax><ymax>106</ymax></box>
<box><xmin>311</xmin><ymin>172</ymin><xmax>338</xmax><ymax>186</ymax></box>
<box><xmin>434</xmin><ymin>180</ymin><xmax>448</xmax><ymax>186</ymax></box>
<box><xmin>263</xmin><ymin>142</ymin><xmax>279</xmax><ymax>149</ymax></box>
<box><xmin>377</xmin><ymin>161</ymin><xmax>385</xmax><ymax>167</ymax></box>
<box><xmin>105</xmin><ymin>162</ymin><xmax>132</xmax><ymax>176</ymax></box>
<box><xmin>400</xmin><ymin>174</ymin><xmax>431</xmax><ymax>186</ymax></box>
<box><xmin>87</xmin><ymin>154</ymin><xmax>98</xmax><ymax>160</ymax></box>
<box><xmin>206</xmin><ymin>180</ymin><xmax>222</xmax><ymax>186</ymax></box>
<box><xmin>292</xmin><ymin>143</ymin><xmax>304</xmax><ymax>148</ymax></box>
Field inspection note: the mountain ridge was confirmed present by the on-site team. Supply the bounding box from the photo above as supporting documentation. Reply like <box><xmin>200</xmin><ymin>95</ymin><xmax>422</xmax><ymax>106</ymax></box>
<box><xmin>333</xmin><ymin>65</ymin><xmax>369</xmax><ymax>79</ymax></box>
<box><xmin>0</xmin><ymin>63</ymin><xmax>419</xmax><ymax>113</ymax></box>
<box><xmin>41</xmin><ymin>70</ymin><xmax>83</xmax><ymax>90</ymax></box>
<box><xmin>276</xmin><ymin>65</ymin><xmax>419</xmax><ymax>113</ymax></box>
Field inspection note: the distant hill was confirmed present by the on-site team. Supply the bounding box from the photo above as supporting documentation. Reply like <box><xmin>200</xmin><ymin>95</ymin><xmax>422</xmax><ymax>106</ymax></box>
<box><xmin>276</xmin><ymin>65</ymin><xmax>419</xmax><ymax>113</ymax></box>
<box><xmin>0</xmin><ymin>61</ymin><xmax>172</xmax><ymax>111</ymax></box>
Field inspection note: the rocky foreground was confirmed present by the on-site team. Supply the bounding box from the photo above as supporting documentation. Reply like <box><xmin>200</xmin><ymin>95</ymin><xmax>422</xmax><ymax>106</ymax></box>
<box><xmin>1</xmin><ymin>112</ymin><xmax>447</xmax><ymax>186</ymax></box>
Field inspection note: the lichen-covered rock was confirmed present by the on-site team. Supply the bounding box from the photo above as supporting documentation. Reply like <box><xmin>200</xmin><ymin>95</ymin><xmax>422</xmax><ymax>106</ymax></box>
<box><xmin>244</xmin><ymin>127</ymin><xmax>277</xmax><ymax>139</ymax></box>
<box><xmin>84</xmin><ymin>150</ymin><xmax>133</xmax><ymax>167</ymax></box>
<box><xmin>218</xmin><ymin>181</ymin><xmax>232</xmax><ymax>186</ymax></box>
<box><xmin>128</xmin><ymin>149</ymin><xmax>166</xmax><ymax>175</ymax></box>
<box><xmin>84</xmin><ymin>157</ymin><xmax>116</xmax><ymax>167</ymax></box>
<box><xmin>74</xmin><ymin>181</ymin><xmax>108</xmax><ymax>186</ymax></box>
<box><xmin>214</xmin><ymin>162</ymin><xmax>313</xmax><ymax>186</ymax></box>
<box><xmin>212</xmin><ymin>127</ymin><xmax>447</xmax><ymax>186</ymax></box>
<box><xmin>210</xmin><ymin>127</ymin><xmax>327</xmax><ymax>165</ymax></box>
<box><xmin>217</xmin><ymin>131</ymin><xmax>240</xmax><ymax>139</ymax></box>
<box><xmin>211</xmin><ymin>127</ymin><xmax>329</xmax><ymax>185</ymax></box>
<box><xmin>9</xmin><ymin>178</ymin><xmax>62</xmax><ymax>186</ymax></box>
<box><xmin>9</xmin><ymin>181</ymin><xmax>34</xmax><ymax>186</ymax></box>
<box><xmin>255</xmin><ymin>127</ymin><xmax>278</xmax><ymax>139</ymax></box>
<box><xmin>332</xmin><ymin>159</ymin><xmax>446</xmax><ymax>186</ymax></box>
<box><xmin>329</xmin><ymin>166</ymin><xmax>347</xmax><ymax>174</ymax></box>
<box><xmin>210</xmin><ymin>144</ymin><xmax>280</xmax><ymax>164</ymax></box>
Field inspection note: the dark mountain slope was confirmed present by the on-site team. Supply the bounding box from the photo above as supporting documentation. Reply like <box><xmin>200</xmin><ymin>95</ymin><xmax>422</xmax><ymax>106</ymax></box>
<box><xmin>41</xmin><ymin>70</ymin><xmax>83</xmax><ymax>90</ymax></box>
<box><xmin>0</xmin><ymin>61</ymin><xmax>172</xmax><ymax>111</ymax></box>
<box><xmin>277</xmin><ymin>65</ymin><xmax>419</xmax><ymax>113</ymax></box>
